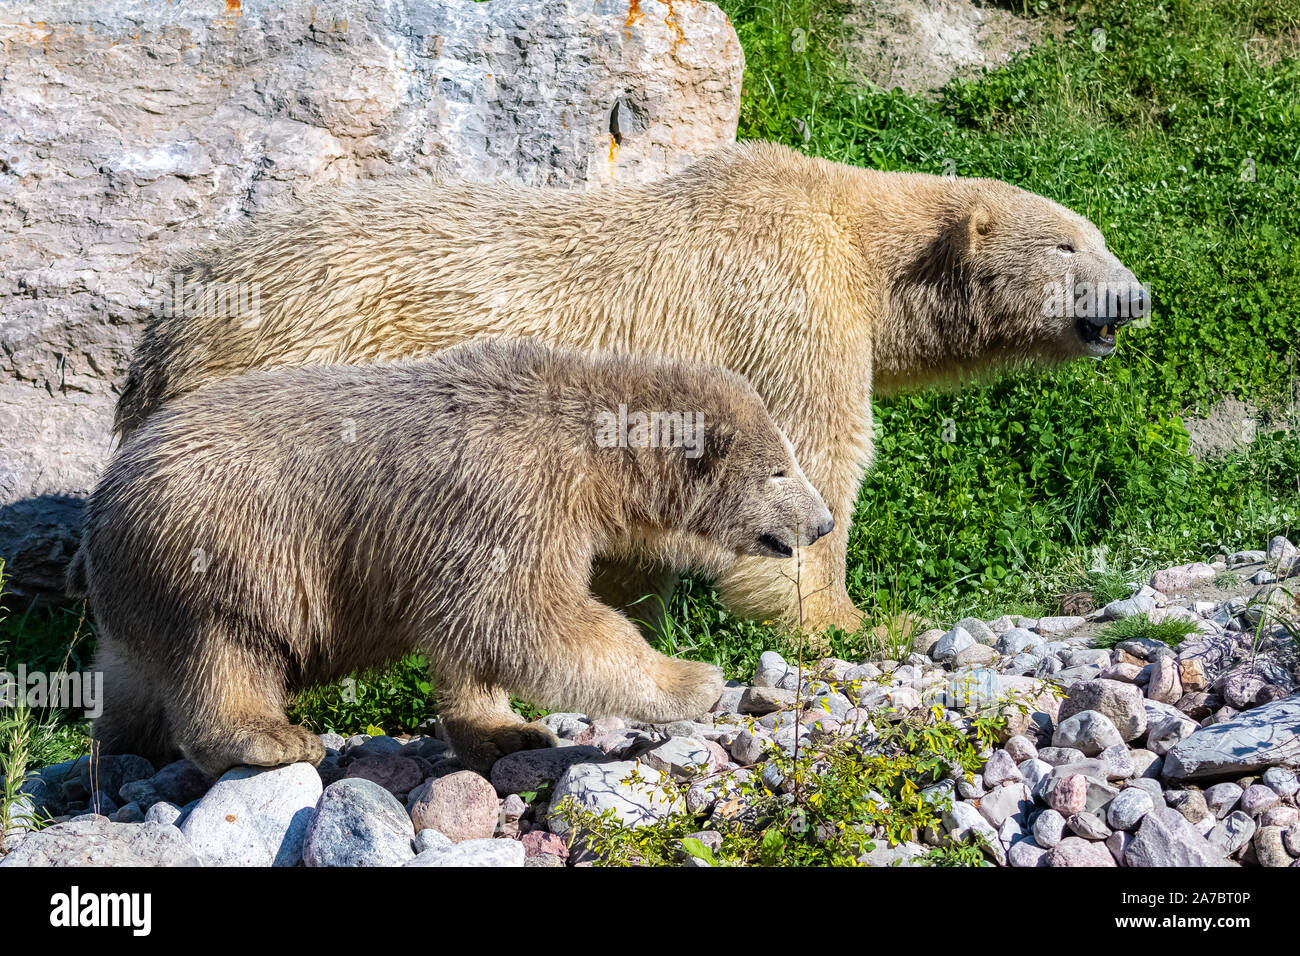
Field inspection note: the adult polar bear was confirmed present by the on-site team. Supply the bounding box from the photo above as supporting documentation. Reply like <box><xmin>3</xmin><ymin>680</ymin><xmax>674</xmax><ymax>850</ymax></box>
<box><xmin>115</xmin><ymin>140</ymin><xmax>1146</xmax><ymax>637</ymax></box>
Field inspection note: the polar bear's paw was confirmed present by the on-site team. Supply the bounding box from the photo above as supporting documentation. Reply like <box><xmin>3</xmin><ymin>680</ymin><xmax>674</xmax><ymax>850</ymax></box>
<box><xmin>448</xmin><ymin>720</ymin><xmax>558</xmax><ymax>774</ymax></box>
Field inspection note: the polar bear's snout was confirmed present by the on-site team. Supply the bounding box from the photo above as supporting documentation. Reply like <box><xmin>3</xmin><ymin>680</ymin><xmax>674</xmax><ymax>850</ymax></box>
<box><xmin>1074</xmin><ymin>269</ymin><xmax>1148</xmax><ymax>356</ymax></box>
<box><xmin>744</xmin><ymin>472</ymin><xmax>833</xmax><ymax>558</ymax></box>
<box><xmin>1082</xmin><ymin>273</ymin><xmax>1146</xmax><ymax>323</ymax></box>
<box><xmin>762</xmin><ymin>475</ymin><xmax>834</xmax><ymax>557</ymax></box>
<box><xmin>797</xmin><ymin>504</ymin><xmax>835</xmax><ymax>547</ymax></box>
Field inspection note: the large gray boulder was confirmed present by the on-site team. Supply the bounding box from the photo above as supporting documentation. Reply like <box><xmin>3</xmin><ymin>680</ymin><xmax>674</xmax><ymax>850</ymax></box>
<box><xmin>1162</xmin><ymin>695</ymin><xmax>1300</xmax><ymax>784</ymax></box>
<box><xmin>302</xmin><ymin>777</ymin><xmax>415</xmax><ymax>867</ymax></box>
<box><xmin>0</xmin><ymin>815</ymin><xmax>199</xmax><ymax>866</ymax></box>
<box><xmin>0</xmin><ymin>0</ymin><xmax>743</xmax><ymax>595</ymax></box>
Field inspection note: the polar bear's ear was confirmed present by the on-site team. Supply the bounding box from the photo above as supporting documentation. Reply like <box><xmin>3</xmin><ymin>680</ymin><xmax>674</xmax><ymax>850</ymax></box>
<box><xmin>967</xmin><ymin>202</ymin><xmax>995</xmax><ymax>241</ymax></box>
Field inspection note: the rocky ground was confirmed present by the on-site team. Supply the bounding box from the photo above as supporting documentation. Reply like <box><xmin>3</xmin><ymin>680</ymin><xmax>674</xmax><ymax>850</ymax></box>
<box><xmin>3</xmin><ymin>536</ymin><xmax>1298</xmax><ymax>867</ymax></box>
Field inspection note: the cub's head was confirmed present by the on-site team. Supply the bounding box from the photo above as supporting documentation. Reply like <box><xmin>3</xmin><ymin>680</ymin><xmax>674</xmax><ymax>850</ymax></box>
<box><xmin>589</xmin><ymin>357</ymin><xmax>831</xmax><ymax>560</ymax></box>
<box><xmin>678</xmin><ymin>380</ymin><xmax>833</xmax><ymax>560</ymax></box>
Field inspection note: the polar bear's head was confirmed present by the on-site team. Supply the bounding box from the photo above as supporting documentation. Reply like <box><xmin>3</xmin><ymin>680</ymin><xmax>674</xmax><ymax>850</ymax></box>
<box><xmin>689</xmin><ymin>415</ymin><xmax>834</xmax><ymax>560</ymax></box>
<box><xmin>960</xmin><ymin>183</ymin><xmax>1148</xmax><ymax>362</ymax></box>
<box><xmin>596</xmin><ymin>359</ymin><xmax>833</xmax><ymax>562</ymax></box>
<box><xmin>872</xmin><ymin>177</ymin><xmax>1148</xmax><ymax>393</ymax></box>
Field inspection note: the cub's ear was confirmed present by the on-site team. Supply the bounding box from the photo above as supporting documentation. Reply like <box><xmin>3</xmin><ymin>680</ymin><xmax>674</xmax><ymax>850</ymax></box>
<box><xmin>687</xmin><ymin>425</ymin><xmax>735</xmax><ymax>478</ymax></box>
<box><xmin>967</xmin><ymin>202</ymin><xmax>994</xmax><ymax>242</ymax></box>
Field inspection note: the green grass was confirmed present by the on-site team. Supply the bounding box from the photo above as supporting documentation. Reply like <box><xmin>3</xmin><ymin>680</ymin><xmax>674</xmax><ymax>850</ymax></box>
<box><xmin>0</xmin><ymin>564</ymin><xmax>88</xmax><ymax>838</ymax></box>
<box><xmin>1093</xmin><ymin>613</ymin><xmax>1200</xmax><ymax>648</ymax></box>
<box><xmin>0</xmin><ymin>566</ymin><xmax>90</xmax><ymax>771</ymax></box>
<box><xmin>1214</xmin><ymin>569</ymin><xmax>1242</xmax><ymax>590</ymax></box>
<box><xmin>285</xmin><ymin>653</ymin><xmax>435</xmax><ymax>737</ymax></box>
<box><xmin>5</xmin><ymin>0</ymin><xmax>1300</xmax><ymax>741</ymax></box>
<box><xmin>1086</xmin><ymin>566</ymin><xmax>1144</xmax><ymax>605</ymax></box>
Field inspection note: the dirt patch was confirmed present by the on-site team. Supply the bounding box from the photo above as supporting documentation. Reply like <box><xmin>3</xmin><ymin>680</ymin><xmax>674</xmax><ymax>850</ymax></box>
<box><xmin>1183</xmin><ymin>390</ymin><xmax>1299</xmax><ymax>461</ymax></box>
<box><xmin>1184</xmin><ymin>396</ymin><xmax>1262</xmax><ymax>460</ymax></box>
<box><xmin>844</xmin><ymin>0</ymin><xmax>1048</xmax><ymax>94</ymax></box>
<box><xmin>1245</xmin><ymin>27</ymin><xmax>1300</xmax><ymax>68</ymax></box>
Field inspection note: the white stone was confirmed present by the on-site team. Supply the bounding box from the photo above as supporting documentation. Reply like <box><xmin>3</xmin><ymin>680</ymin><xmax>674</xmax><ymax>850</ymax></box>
<box><xmin>1149</xmin><ymin>563</ymin><xmax>1217</xmax><ymax>594</ymax></box>
<box><xmin>1035</xmin><ymin>616</ymin><xmax>1086</xmax><ymax>635</ymax></box>
<box><xmin>180</xmin><ymin>763</ymin><xmax>321</xmax><ymax>867</ymax></box>
<box><xmin>548</xmin><ymin>760</ymin><xmax>682</xmax><ymax>837</ymax></box>
<box><xmin>641</xmin><ymin>737</ymin><xmax>716</xmax><ymax>781</ymax></box>
<box><xmin>931</xmin><ymin>626</ymin><xmax>976</xmax><ymax>663</ymax></box>
<box><xmin>405</xmin><ymin>838</ymin><xmax>525</xmax><ymax>867</ymax></box>
<box><xmin>1053</xmin><ymin>710</ymin><xmax>1124</xmax><ymax>757</ymax></box>
<box><xmin>1106</xmin><ymin>786</ymin><xmax>1155</xmax><ymax>832</ymax></box>
<box><xmin>941</xmin><ymin>800</ymin><xmax>1005</xmax><ymax>865</ymax></box>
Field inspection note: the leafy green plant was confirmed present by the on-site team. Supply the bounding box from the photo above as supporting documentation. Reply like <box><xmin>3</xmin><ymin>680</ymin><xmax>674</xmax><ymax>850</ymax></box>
<box><xmin>0</xmin><ymin>564</ymin><xmax>88</xmax><ymax>782</ymax></box>
<box><xmin>0</xmin><ymin>705</ymin><xmax>37</xmax><ymax>853</ymax></box>
<box><xmin>0</xmin><ymin>705</ymin><xmax>70</xmax><ymax>850</ymax></box>
<box><xmin>551</xmin><ymin>697</ymin><xmax>1008</xmax><ymax>867</ymax></box>
<box><xmin>287</xmin><ymin>653</ymin><xmax>435</xmax><ymax>736</ymax></box>
<box><xmin>0</xmin><ymin>566</ymin><xmax>50</xmax><ymax>851</ymax></box>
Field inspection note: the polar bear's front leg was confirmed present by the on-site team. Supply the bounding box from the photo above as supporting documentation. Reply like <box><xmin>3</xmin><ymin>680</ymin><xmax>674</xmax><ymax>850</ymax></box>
<box><xmin>500</xmin><ymin>600</ymin><xmax>724</xmax><ymax>726</ymax></box>
<box><xmin>435</xmin><ymin>678</ymin><xmax>558</xmax><ymax>774</ymax></box>
<box><xmin>712</xmin><ymin>391</ymin><xmax>871</xmax><ymax>640</ymax></box>
<box><xmin>162</xmin><ymin>628</ymin><xmax>325</xmax><ymax>777</ymax></box>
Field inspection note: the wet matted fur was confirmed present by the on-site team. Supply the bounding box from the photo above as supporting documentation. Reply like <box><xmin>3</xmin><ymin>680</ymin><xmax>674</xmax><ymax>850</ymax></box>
<box><xmin>76</xmin><ymin>340</ymin><xmax>832</xmax><ymax>775</ymax></box>
<box><xmin>115</xmin><ymin>140</ymin><xmax>1145</xmax><ymax>637</ymax></box>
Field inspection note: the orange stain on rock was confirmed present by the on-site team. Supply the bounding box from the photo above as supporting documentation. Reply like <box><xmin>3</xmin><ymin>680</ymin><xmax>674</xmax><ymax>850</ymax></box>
<box><xmin>664</xmin><ymin>2</ymin><xmax>687</xmax><ymax>52</ymax></box>
<box><xmin>624</xmin><ymin>0</ymin><xmax>642</xmax><ymax>37</ymax></box>
<box><xmin>623</xmin><ymin>1</ymin><xmax>688</xmax><ymax>52</ymax></box>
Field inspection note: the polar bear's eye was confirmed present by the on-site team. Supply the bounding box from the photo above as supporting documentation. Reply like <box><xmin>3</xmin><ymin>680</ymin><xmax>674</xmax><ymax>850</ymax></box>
<box><xmin>772</xmin><ymin>469</ymin><xmax>787</xmax><ymax>479</ymax></box>
<box><xmin>1057</xmin><ymin>243</ymin><xmax>1076</xmax><ymax>254</ymax></box>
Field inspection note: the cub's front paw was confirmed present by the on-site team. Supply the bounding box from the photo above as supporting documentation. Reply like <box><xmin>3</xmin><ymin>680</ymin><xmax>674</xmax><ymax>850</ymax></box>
<box><xmin>652</xmin><ymin>658</ymin><xmax>725</xmax><ymax>722</ymax></box>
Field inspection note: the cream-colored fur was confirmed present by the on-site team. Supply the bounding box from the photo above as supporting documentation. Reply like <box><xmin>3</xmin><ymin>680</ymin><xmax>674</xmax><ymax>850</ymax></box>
<box><xmin>78</xmin><ymin>340</ymin><xmax>832</xmax><ymax>774</ymax></box>
<box><xmin>115</xmin><ymin>140</ymin><xmax>1144</xmax><ymax>634</ymax></box>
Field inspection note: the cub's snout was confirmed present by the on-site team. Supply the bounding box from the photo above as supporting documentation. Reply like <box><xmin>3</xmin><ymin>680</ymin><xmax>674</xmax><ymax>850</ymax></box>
<box><xmin>748</xmin><ymin>470</ymin><xmax>834</xmax><ymax>559</ymax></box>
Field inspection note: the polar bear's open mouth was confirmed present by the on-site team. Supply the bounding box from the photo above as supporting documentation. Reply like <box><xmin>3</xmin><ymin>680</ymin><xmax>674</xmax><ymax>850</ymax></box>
<box><xmin>757</xmin><ymin>533</ymin><xmax>794</xmax><ymax>558</ymax></box>
<box><xmin>1076</xmin><ymin>317</ymin><xmax>1118</xmax><ymax>356</ymax></box>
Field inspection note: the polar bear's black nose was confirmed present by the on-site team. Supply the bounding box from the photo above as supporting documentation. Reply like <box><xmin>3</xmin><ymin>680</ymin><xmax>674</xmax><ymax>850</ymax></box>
<box><xmin>1125</xmin><ymin>284</ymin><xmax>1149</xmax><ymax>323</ymax></box>
<box><xmin>816</xmin><ymin>517</ymin><xmax>835</xmax><ymax>538</ymax></box>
